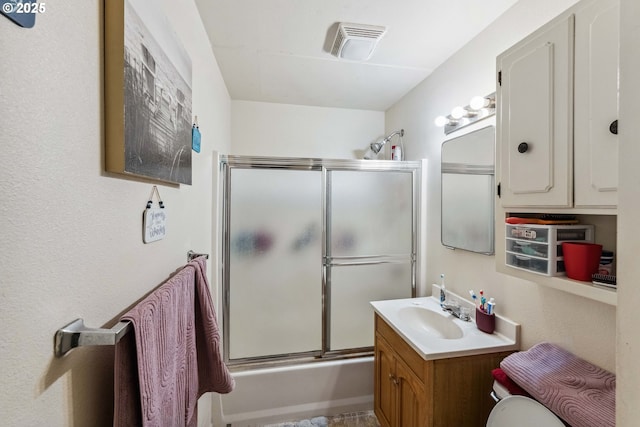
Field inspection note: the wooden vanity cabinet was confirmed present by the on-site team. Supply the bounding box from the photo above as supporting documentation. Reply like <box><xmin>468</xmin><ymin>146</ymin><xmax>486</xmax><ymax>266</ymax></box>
<box><xmin>375</xmin><ymin>328</ymin><xmax>430</xmax><ymax>426</ymax></box>
<box><xmin>374</xmin><ymin>314</ymin><xmax>512</xmax><ymax>427</ymax></box>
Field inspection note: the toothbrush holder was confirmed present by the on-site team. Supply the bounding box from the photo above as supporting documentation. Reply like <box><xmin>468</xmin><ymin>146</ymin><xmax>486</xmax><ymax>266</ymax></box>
<box><xmin>476</xmin><ymin>307</ymin><xmax>495</xmax><ymax>334</ymax></box>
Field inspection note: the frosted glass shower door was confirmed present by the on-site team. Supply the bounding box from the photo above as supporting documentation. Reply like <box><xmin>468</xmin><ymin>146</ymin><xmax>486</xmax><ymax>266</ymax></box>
<box><xmin>227</xmin><ymin>168</ymin><xmax>323</xmax><ymax>360</ymax></box>
<box><xmin>327</xmin><ymin>169</ymin><xmax>415</xmax><ymax>351</ymax></box>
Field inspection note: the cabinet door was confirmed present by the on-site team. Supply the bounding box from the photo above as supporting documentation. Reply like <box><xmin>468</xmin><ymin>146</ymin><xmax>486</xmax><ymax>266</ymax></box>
<box><xmin>574</xmin><ymin>0</ymin><xmax>619</xmax><ymax>208</ymax></box>
<box><xmin>374</xmin><ymin>335</ymin><xmax>396</xmax><ymax>427</ymax></box>
<box><xmin>396</xmin><ymin>359</ymin><xmax>428</xmax><ymax>427</ymax></box>
<box><xmin>497</xmin><ymin>15</ymin><xmax>574</xmax><ymax>207</ymax></box>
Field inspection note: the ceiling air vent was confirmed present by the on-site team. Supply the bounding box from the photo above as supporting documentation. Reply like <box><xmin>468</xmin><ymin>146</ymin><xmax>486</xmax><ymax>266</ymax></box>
<box><xmin>330</xmin><ymin>22</ymin><xmax>387</xmax><ymax>61</ymax></box>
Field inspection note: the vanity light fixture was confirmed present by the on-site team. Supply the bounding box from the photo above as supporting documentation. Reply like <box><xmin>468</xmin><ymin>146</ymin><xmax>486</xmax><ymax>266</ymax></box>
<box><xmin>453</xmin><ymin>105</ymin><xmax>479</xmax><ymax>119</ymax></box>
<box><xmin>435</xmin><ymin>92</ymin><xmax>496</xmax><ymax>135</ymax></box>
<box><xmin>450</xmin><ymin>106</ymin><xmax>466</xmax><ymax>120</ymax></box>
<box><xmin>434</xmin><ymin>116</ymin><xmax>450</xmax><ymax>127</ymax></box>
<box><xmin>470</xmin><ymin>95</ymin><xmax>494</xmax><ymax>110</ymax></box>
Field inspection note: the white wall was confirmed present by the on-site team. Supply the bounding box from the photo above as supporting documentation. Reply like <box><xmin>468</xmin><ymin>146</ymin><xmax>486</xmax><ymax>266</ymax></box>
<box><xmin>231</xmin><ymin>101</ymin><xmax>385</xmax><ymax>158</ymax></box>
<box><xmin>0</xmin><ymin>0</ymin><xmax>230</xmax><ymax>425</ymax></box>
<box><xmin>386</xmin><ymin>0</ymin><xmax>617</xmax><ymax>373</ymax></box>
<box><xmin>617</xmin><ymin>0</ymin><xmax>640</xmax><ymax>423</ymax></box>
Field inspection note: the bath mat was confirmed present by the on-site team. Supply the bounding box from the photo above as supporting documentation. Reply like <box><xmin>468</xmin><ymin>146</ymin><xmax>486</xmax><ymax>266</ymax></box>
<box><xmin>263</xmin><ymin>410</ymin><xmax>380</xmax><ymax>427</ymax></box>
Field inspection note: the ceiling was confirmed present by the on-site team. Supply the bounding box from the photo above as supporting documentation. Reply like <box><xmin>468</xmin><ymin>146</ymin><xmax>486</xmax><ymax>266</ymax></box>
<box><xmin>195</xmin><ymin>0</ymin><xmax>519</xmax><ymax>111</ymax></box>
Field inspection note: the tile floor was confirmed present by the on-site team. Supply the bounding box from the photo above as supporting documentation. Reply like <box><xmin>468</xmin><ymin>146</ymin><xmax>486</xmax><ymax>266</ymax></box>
<box><xmin>263</xmin><ymin>410</ymin><xmax>380</xmax><ymax>427</ymax></box>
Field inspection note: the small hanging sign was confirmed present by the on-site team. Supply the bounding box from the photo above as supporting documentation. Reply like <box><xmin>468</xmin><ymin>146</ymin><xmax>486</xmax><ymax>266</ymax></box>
<box><xmin>192</xmin><ymin>115</ymin><xmax>201</xmax><ymax>153</ymax></box>
<box><xmin>143</xmin><ymin>186</ymin><xmax>167</xmax><ymax>243</ymax></box>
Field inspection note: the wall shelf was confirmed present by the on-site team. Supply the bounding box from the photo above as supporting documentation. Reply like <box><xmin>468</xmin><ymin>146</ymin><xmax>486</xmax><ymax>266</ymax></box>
<box><xmin>497</xmin><ymin>264</ymin><xmax>617</xmax><ymax>306</ymax></box>
<box><xmin>545</xmin><ymin>276</ymin><xmax>617</xmax><ymax>306</ymax></box>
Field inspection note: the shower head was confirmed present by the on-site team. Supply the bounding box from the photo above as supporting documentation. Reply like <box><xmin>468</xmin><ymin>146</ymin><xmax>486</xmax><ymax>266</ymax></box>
<box><xmin>363</xmin><ymin>129</ymin><xmax>404</xmax><ymax>159</ymax></box>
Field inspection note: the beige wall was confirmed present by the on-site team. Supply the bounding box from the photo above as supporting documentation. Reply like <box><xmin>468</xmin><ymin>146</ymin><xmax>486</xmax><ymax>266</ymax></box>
<box><xmin>0</xmin><ymin>0</ymin><xmax>230</xmax><ymax>425</ymax></box>
<box><xmin>617</xmin><ymin>0</ymin><xmax>640</xmax><ymax>423</ymax></box>
<box><xmin>230</xmin><ymin>100</ymin><xmax>385</xmax><ymax>159</ymax></box>
<box><xmin>386</xmin><ymin>0</ymin><xmax>618</xmax><ymax>373</ymax></box>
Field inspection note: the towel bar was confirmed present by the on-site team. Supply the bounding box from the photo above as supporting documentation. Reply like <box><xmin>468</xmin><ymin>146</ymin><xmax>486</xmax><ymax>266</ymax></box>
<box><xmin>54</xmin><ymin>251</ymin><xmax>208</xmax><ymax>357</ymax></box>
<box><xmin>54</xmin><ymin>318</ymin><xmax>131</xmax><ymax>357</ymax></box>
<box><xmin>187</xmin><ymin>250</ymin><xmax>209</xmax><ymax>261</ymax></box>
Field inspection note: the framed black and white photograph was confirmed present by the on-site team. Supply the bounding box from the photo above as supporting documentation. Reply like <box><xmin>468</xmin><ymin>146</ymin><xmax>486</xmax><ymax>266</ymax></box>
<box><xmin>105</xmin><ymin>0</ymin><xmax>192</xmax><ymax>185</ymax></box>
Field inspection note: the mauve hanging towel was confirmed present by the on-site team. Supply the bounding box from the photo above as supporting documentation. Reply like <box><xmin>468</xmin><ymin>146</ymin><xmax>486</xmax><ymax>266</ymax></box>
<box><xmin>114</xmin><ymin>256</ymin><xmax>234</xmax><ymax>427</ymax></box>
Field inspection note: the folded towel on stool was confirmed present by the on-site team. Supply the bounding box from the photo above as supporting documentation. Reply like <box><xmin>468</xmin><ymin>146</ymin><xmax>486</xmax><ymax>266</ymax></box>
<box><xmin>500</xmin><ymin>342</ymin><xmax>614</xmax><ymax>427</ymax></box>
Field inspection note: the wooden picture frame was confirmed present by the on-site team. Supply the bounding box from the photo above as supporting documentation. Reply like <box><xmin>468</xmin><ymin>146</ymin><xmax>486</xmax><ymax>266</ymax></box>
<box><xmin>105</xmin><ymin>0</ymin><xmax>192</xmax><ymax>185</ymax></box>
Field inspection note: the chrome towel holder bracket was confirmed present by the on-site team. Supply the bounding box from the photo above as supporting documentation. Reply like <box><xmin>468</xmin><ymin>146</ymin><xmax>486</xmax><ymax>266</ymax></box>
<box><xmin>54</xmin><ymin>250</ymin><xmax>209</xmax><ymax>357</ymax></box>
<box><xmin>187</xmin><ymin>250</ymin><xmax>209</xmax><ymax>261</ymax></box>
<box><xmin>54</xmin><ymin>318</ymin><xmax>131</xmax><ymax>357</ymax></box>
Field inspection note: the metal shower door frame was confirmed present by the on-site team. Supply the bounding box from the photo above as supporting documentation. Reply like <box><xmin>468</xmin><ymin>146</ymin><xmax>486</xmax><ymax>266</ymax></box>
<box><xmin>220</xmin><ymin>155</ymin><xmax>420</xmax><ymax>365</ymax></box>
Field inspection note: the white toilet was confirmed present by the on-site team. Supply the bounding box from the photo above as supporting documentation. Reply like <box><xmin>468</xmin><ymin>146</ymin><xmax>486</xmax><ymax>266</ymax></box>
<box><xmin>486</xmin><ymin>395</ymin><xmax>564</xmax><ymax>427</ymax></box>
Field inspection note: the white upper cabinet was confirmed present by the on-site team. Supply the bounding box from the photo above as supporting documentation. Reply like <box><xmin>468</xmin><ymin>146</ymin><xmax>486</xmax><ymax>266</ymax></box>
<box><xmin>497</xmin><ymin>15</ymin><xmax>574</xmax><ymax>208</ymax></box>
<box><xmin>574</xmin><ymin>0</ymin><xmax>619</xmax><ymax>208</ymax></box>
<box><xmin>497</xmin><ymin>0</ymin><xmax>619</xmax><ymax>209</ymax></box>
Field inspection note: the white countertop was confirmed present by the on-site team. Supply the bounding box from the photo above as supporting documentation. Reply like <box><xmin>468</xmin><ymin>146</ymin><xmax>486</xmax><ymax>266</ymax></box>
<box><xmin>371</xmin><ymin>289</ymin><xmax>520</xmax><ymax>361</ymax></box>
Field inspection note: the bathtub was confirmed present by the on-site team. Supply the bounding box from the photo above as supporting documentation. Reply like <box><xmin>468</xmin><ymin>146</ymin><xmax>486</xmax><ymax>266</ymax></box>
<box><xmin>212</xmin><ymin>356</ymin><xmax>374</xmax><ymax>427</ymax></box>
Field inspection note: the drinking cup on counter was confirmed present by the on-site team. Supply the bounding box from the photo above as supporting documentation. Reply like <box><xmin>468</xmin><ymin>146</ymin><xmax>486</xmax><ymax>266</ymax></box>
<box><xmin>476</xmin><ymin>307</ymin><xmax>495</xmax><ymax>334</ymax></box>
<box><xmin>562</xmin><ymin>242</ymin><xmax>603</xmax><ymax>281</ymax></box>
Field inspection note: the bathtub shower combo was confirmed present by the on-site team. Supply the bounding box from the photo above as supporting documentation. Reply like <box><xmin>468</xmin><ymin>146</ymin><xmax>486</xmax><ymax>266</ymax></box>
<box><xmin>216</xmin><ymin>156</ymin><xmax>421</xmax><ymax>426</ymax></box>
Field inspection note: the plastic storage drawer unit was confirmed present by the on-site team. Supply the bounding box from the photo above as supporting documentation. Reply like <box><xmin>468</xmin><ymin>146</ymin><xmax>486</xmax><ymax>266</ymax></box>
<box><xmin>505</xmin><ymin>224</ymin><xmax>595</xmax><ymax>276</ymax></box>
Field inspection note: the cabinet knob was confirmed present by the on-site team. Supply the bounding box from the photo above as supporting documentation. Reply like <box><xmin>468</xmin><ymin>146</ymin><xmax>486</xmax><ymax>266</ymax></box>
<box><xmin>517</xmin><ymin>142</ymin><xmax>529</xmax><ymax>153</ymax></box>
<box><xmin>609</xmin><ymin>120</ymin><xmax>618</xmax><ymax>135</ymax></box>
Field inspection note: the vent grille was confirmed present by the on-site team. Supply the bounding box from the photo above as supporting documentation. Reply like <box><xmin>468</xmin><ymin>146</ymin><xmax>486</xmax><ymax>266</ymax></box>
<box><xmin>330</xmin><ymin>22</ymin><xmax>387</xmax><ymax>59</ymax></box>
<box><xmin>342</xmin><ymin>25</ymin><xmax>386</xmax><ymax>40</ymax></box>
<box><xmin>331</xmin><ymin>30</ymin><xmax>344</xmax><ymax>56</ymax></box>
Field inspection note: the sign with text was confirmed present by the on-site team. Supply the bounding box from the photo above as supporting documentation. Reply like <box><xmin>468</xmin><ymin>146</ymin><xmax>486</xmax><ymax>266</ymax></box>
<box><xmin>143</xmin><ymin>208</ymin><xmax>167</xmax><ymax>243</ymax></box>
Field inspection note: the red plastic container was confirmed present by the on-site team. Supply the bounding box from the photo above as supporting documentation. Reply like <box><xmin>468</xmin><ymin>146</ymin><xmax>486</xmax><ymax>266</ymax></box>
<box><xmin>562</xmin><ymin>242</ymin><xmax>602</xmax><ymax>281</ymax></box>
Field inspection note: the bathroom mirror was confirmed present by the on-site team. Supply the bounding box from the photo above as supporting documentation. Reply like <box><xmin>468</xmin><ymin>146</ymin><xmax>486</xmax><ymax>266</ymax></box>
<box><xmin>441</xmin><ymin>126</ymin><xmax>495</xmax><ymax>254</ymax></box>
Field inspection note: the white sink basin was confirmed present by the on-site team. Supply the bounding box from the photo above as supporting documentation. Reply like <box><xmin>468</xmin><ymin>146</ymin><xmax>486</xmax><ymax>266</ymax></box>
<box><xmin>398</xmin><ymin>306</ymin><xmax>464</xmax><ymax>339</ymax></box>
<box><xmin>371</xmin><ymin>292</ymin><xmax>520</xmax><ymax>360</ymax></box>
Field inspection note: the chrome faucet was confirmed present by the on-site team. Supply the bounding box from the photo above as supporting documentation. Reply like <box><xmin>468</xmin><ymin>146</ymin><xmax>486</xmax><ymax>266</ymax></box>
<box><xmin>441</xmin><ymin>300</ymin><xmax>471</xmax><ymax>321</ymax></box>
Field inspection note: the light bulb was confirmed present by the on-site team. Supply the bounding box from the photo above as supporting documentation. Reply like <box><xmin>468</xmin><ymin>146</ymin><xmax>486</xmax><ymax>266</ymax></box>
<box><xmin>434</xmin><ymin>116</ymin><xmax>449</xmax><ymax>127</ymax></box>
<box><xmin>469</xmin><ymin>96</ymin><xmax>488</xmax><ymax>110</ymax></box>
<box><xmin>451</xmin><ymin>106</ymin><xmax>466</xmax><ymax>119</ymax></box>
